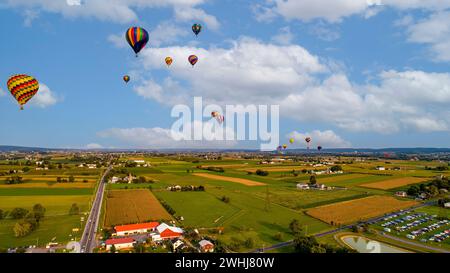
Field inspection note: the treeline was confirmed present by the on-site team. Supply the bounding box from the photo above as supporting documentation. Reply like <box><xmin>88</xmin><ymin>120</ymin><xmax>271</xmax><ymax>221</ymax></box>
<box><xmin>197</xmin><ymin>166</ymin><xmax>225</xmax><ymax>173</ymax></box>
<box><xmin>159</xmin><ymin>199</ymin><xmax>176</xmax><ymax>216</ymax></box>
<box><xmin>425</xmin><ymin>165</ymin><xmax>449</xmax><ymax>171</ymax></box>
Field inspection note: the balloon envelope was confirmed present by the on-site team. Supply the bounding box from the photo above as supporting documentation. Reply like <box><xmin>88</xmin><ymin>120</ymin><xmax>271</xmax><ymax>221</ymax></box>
<box><xmin>7</xmin><ymin>74</ymin><xmax>39</xmax><ymax>110</ymax></box>
<box><xmin>289</xmin><ymin>138</ymin><xmax>295</xmax><ymax>144</ymax></box>
<box><xmin>192</xmin><ymin>24</ymin><xmax>202</xmax><ymax>36</ymax></box>
<box><xmin>123</xmin><ymin>75</ymin><xmax>130</xmax><ymax>83</ymax></box>
<box><xmin>189</xmin><ymin>55</ymin><xmax>199</xmax><ymax>66</ymax></box>
<box><xmin>125</xmin><ymin>27</ymin><xmax>149</xmax><ymax>56</ymax></box>
<box><xmin>165</xmin><ymin>57</ymin><xmax>173</xmax><ymax>67</ymax></box>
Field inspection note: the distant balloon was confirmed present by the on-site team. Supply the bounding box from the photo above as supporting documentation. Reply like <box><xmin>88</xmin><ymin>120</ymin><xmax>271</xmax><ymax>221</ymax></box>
<box><xmin>283</xmin><ymin>144</ymin><xmax>288</xmax><ymax>150</ymax></box>
<box><xmin>7</xmin><ymin>74</ymin><xmax>39</xmax><ymax>110</ymax></box>
<box><xmin>305</xmin><ymin>137</ymin><xmax>312</xmax><ymax>150</ymax></box>
<box><xmin>192</xmin><ymin>24</ymin><xmax>202</xmax><ymax>36</ymax></box>
<box><xmin>165</xmin><ymin>57</ymin><xmax>173</xmax><ymax>67</ymax></box>
<box><xmin>125</xmin><ymin>27</ymin><xmax>149</xmax><ymax>57</ymax></box>
<box><xmin>123</xmin><ymin>75</ymin><xmax>130</xmax><ymax>83</ymax></box>
<box><xmin>289</xmin><ymin>138</ymin><xmax>295</xmax><ymax>144</ymax></box>
<box><xmin>211</xmin><ymin>111</ymin><xmax>224</xmax><ymax>124</ymax></box>
<box><xmin>189</xmin><ymin>55</ymin><xmax>199</xmax><ymax>67</ymax></box>
<box><xmin>317</xmin><ymin>146</ymin><xmax>323</xmax><ymax>151</ymax></box>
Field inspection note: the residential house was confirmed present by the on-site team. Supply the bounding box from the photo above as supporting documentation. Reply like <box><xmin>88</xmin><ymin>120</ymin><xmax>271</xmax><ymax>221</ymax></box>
<box><xmin>296</xmin><ymin>184</ymin><xmax>310</xmax><ymax>190</ymax></box>
<box><xmin>395</xmin><ymin>191</ymin><xmax>408</xmax><ymax>198</ymax></box>
<box><xmin>105</xmin><ymin>238</ymin><xmax>135</xmax><ymax>251</ymax></box>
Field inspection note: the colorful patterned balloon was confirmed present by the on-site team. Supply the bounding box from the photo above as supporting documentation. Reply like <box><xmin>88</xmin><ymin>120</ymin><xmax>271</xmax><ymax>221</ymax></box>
<box><xmin>192</xmin><ymin>24</ymin><xmax>202</xmax><ymax>36</ymax></box>
<box><xmin>123</xmin><ymin>75</ymin><xmax>130</xmax><ymax>83</ymax></box>
<box><xmin>7</xmin><ymin>74</ymin><xmax>39</xmax><ymax>110</ymax></box>
<box><xmin>125</xmin><ymin>27</ymin><xmax>149</xmax><ymax>56</ymax></box>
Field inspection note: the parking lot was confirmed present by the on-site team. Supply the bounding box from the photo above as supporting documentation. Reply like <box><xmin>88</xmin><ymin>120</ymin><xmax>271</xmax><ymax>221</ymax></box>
<box><xmin>374</xmin><ymin>208</ymin><xmax>450</xmax><ymax>248</ymax></box>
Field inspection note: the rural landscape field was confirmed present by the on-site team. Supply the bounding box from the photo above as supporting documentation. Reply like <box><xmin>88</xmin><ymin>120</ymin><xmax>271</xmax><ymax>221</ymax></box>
<box><xmin>1</xmin><ymin>149</ymin><xmax>449</xmax><ymax>254</ymax></box>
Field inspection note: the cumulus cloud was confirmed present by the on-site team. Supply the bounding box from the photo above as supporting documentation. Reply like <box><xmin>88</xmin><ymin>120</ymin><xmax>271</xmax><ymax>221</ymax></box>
<box><xmin>130</xmin><ymin>38</ymin><xmax>450</xmax><ymax>134</ymax></box>
<box><xmin>174</xmin><ymin>6</ymin><xmax>220</xmax><ymax>30</ymax></box>
<box><xmin>287</xmin><ymin>130</ymin><xmax>351</xmax><ymax>148</ymax></box>
<box><xmin>98</xmin><ymin>121</ymin><xmax>238</xmax><ymax>149</ymax></box>
<box><xmin>1</xmin><ymin>0</ymin><xmax>216</xmax><ymax>26</ymax></box>
<box><xmin>404</xmin><ymin>11</ymin><xmax>450</xmax><ymax>62</ymax></box>
<box><xmin>29</xmin><ymin>83</ymin><xmax>59</xmax><ymax>108</ymax></box>
<box><xmin>255</xmin><ymin>0</ymin><xmax>450</xmax><ymax>23</ymax></box>
<box><xmin>271</xmin><ymin>27</ymin><xmax>294</xmax><ymax>45</ymax></box>
<box><xmin>0</xmin><ymin>87</ymin><xmax>6</xmax><ymax>97</ymax></box>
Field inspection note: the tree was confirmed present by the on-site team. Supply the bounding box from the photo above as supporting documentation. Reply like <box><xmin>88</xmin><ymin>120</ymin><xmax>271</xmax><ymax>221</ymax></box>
<box><xmin>407</xmin><ymin>185</ymin><xmax>419</xmax><ymax>196</ymax></box>
<box><xmin>311</xmin><ymin>245</ymin><xmax>327</xmax><ymax>253</ymax></box>
<box><xmin>58</xmin><ymin>163</ymin><xmax>63</xmax><ymax>169</ymax></box>
<box><xmin>69</xmin><ymin>203</ymin><xmax>80</xmax><ymax>215</ymax></box>
<box><xmin>10</xmin><ymin>208</ymin><xmax>29</xmax><ymax>219</ymax></box>
<box><xmin>289</xmin><ymin>219</ymin><xmax>302</xmax><ymax>235</ymax></box>
<box><xmin>293</xmin><ymin>234</ymin><xmax>318</xmax><ymax>253</ymax></box>
<box><xmin>33</xmin><ymin>204</ymin><xmax>46</xmax><ymax>222</ymax></box>
<box><xmin>13</xmin><ymin>221</ymin><xmax>33</xmax><ymax>237</ymax></box>
<box><xmin>22</xmin><ymin>167</ymin><xmax>30</xmax><ymax>173</ymax></box>
<box><xmin>68</xmin><ymin>175</ymin><xmax>75</xmax><ymax>183</ymax></box>
<box><xmin>221</xmin><ymin>196</ymin><xmax>230</xmax><ymax>204</ymax></box>
<box><xmin>244</xmin><ymin>238</ymin><xmax>254</xmax><ymax>248</ymax></box>
<box><xmin>134</xmin><ymin>243</ymin><xmax>146</xmax><ymax>253</ymax></box>
<box><xmin>0</xmin><ymin>209</ymin><xmax>3</xmax><ymax>220</ymax></box>
<box><xmin>428</xmin><ymin>185</ymin><xmax>440</xmax><ymax>197</ymax></box>
<box><xmin>309</xmin><ymin>176</ymin><xmax>317</xmax><ymax>186</ymax></box>
<box><xmin>256</xmin><ymin>169</ymin><xmax>269</xmax><ymax>176</ymax></box>
<box><xmin>330</xmin><ymin>165</ymin><xmax>343</xmax><ymax>172</ymax></box>
<box><xmin>56</xmin><ymin>177</ymin><xmax>62</xmax><ymax>183</ymax></box>
<box><xmin>137</xmin><ymin>176</ymin><xmax>147</xmax><ymax>184</ymax></box>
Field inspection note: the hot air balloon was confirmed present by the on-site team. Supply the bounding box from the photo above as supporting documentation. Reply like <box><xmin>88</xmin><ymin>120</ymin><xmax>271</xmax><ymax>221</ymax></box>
<box><xmin>211</xmin><ymin>111</ymin><xmax>224</xmax><ymax>124</ymax></box>
<box><xmin>192</xmin><ymin>24</ymin><xmax>202</xmax><ymax>36</ymax></box>
<box><xmin>305</xmin><ymin>137</ymin><xmax>312</xmax><ymax>149</ymax></box>
<box><xmin>189</xmin><ymin>55</ymin><xmax>199</xmax><ymax>67</ymax></box>
<box><xmin>7</xmin><ymin>74</ymin><xmax>39</xmax><ymax>110</ymax></box>
<box><xmin>283</xmin><ymin>144</ymin><xmax>288</xmax><ymax>150</ymax></box>
<box><xmin>123</xmin><ymin>75</ymin><xmax>130</xmax><ymax>83</ymax></box>
<box><xmin>317</xmin><ymin>146</ymin><xmax>323</xmax><ymax>151</ymax></box>
<box><xmin>289</xmin><ymin>138</ymin><xmax>295</xmax><ymax>144</ymax></box>
<box><xmin>165</xmin><ymin>57</ymin><xmax>173</xmax><ymax>67</ymax></box>
<box><xmin>125</xmin><ymin>27</ymin><xmax>149</xmax><ymax>57</ymax></box>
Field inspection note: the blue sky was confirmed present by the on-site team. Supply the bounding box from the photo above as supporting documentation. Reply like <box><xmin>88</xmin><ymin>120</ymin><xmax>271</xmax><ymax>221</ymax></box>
<box><xmin>0</xmin><ymin>0</ymin><xmax>450</xmax><ymax>150</ymax></box>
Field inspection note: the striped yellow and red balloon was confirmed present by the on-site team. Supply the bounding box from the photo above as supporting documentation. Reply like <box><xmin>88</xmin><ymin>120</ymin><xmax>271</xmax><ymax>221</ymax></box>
<box><xmin>7</xmin><ymin>74</ymin><xmax>39</xmax><ymax>110</ymax></box>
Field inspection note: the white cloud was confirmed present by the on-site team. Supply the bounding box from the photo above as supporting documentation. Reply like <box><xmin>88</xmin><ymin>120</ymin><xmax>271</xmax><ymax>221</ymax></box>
<box><xmin>271</xmin><ymin>27</ymin><xmax>294</xmax><ymax>45</ymax></box>
<box><xmin>287</xmin><ymin>130</ymin><xmax>351</xmax><ymax>148</ymax></box>
<box><xmin>30</xmin><ymin>83</ymin><xmax>59</xmax><ymax>108</ymax></box>
<box><xmin>256</xmin><ymin>0</ymin><xmax>450</xmax><ymax>23</ymax></box>
<box><xmin>404</xmin><ymin>11</ymin><xmax>450</xmax><ymax>62</ymax></box>
<box><xmin>0</xmin><ymin>87</ymin><xmax>6</xmax><ymax>97</ymax></box>
<box><xmin>98</xmin><ymin>121</ymin><xmax>238</xmax><ymax>149</ymax></box>
<box><xmin>2</xmin><ymin>0</ymin><xmax>214</xmax><ymax>25</ymax></box>
<box><xmin>308</xmin><ymin>23</ymin><xmax>341</xmax><ymax>41</ymax></box>
<box><xmin>132</xmin><ymin>38</ymin><xmax>450</xmax><ymax>134</ymax></box>
<box><xmin>174</xmin><ymin>6</ymin><xmax>220</xmax><ymax>30</ymax></box>
<box><xmin>86</xmin><ymin>143</ymin><xmax>104</xmax><ymax>149</ymax></box>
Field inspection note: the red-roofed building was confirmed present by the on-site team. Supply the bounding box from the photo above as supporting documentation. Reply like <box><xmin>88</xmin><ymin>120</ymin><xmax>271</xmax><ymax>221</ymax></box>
<box><xmin>114</xmin><ymin>222</ymin><xmax>159</xmax><ymax>236</ymax></box>
<box><xmin>152</xmin><ymin>223</ymin><xmax>184</xmax><ymax>241</ymax></box>
<box><xmin>105</xmin><ymin>237</ymin><xmax>135</xmax><ymax>250</ymax></box>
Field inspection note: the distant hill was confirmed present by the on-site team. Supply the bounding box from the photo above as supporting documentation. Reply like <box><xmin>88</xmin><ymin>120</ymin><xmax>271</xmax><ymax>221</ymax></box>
<box><xmin>1</xmin><ymin>145</ymin><xmax>450</xmax><ymax>154</ymax></box>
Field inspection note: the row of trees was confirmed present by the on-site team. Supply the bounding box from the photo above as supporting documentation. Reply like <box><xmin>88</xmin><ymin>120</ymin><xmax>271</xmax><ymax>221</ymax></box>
<box><xmin>11</xmin><ymin>204</ymin><xmax>46</xmax><ymax>238</ymax></box>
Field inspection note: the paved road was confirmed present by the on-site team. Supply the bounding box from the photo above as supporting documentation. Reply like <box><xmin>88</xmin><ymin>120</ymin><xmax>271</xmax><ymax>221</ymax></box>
<box><xmin>79</xmin><ymin>166</ymin><xmax>112</xmax><ymax>253</ymax></box>
<box><xmin>251</xmin><ymin>201</ymin><xmax>436</xmax><ymax>253</ymax></box>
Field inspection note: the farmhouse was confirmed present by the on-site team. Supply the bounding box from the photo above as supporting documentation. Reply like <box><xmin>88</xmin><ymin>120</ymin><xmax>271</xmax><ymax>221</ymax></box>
<box><xmin>199</xmin><ymin>240</ymin><xmax>214</xmax><ymax>253</ymax></box>
<box><xmin>395</xmin><ymin>191</ymin><xmax>408</xmax><ymax>198</ymax></box>
<box><xmin>444</xmin><ymin>202</ymin><xmax>450</xmax><ymax>209</ymax></box>
<box><xmin>105</xmin><ymin>237</ymin><xmax>135</xmax><ymax>251</ymax></box>
<box><xmin>376</xmin><ymin>166</ymin><xmax>386</xmax><ymax>171</ymax></box>
<box><xmin>114</xmin><ymin>222</ymin><xmax>160</xmax><ymax>236</ymax></box>
<box><xmin>87</xmin><ymin>164</ymin><xmax>97</xmax><ymax>169</ymax></box>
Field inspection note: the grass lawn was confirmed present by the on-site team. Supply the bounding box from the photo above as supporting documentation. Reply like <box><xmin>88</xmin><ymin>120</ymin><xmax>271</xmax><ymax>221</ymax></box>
<box><xmin>0</xmin><ymin>215</ymin><xmax>83</xmax><ymax>248</ymax></box>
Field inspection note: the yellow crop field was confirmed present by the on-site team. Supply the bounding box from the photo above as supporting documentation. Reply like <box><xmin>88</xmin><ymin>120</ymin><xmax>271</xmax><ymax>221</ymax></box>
<box><xmin>361</xmin><ymin>177</ymin><xmax>427</xmax><ymax>190</ymax></box>
<box><xmin>193</xmin><ymin>173</ymin><xmax>265</xmax><ymax>186</ymax></box>
<box><xmin>104</xmin><ymin>189</ymin><xmax>172</xmax><ymax>227</ymax></box>
<box><xmin>307</xmin><ymin>196</ymin><xmax>418</xmax><ymax>225</ymax></box>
